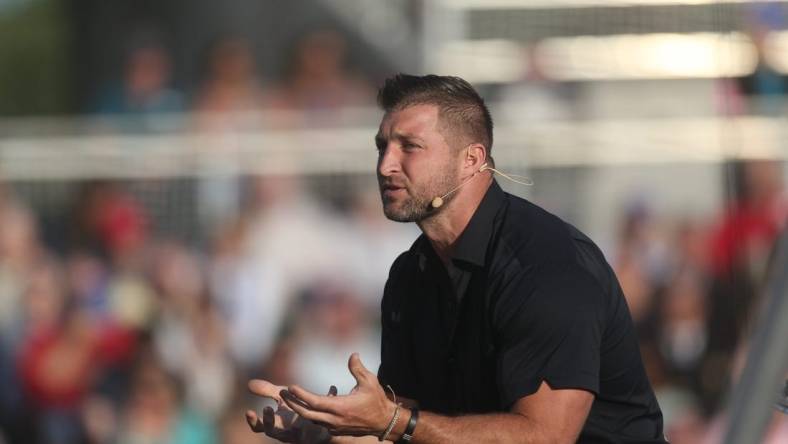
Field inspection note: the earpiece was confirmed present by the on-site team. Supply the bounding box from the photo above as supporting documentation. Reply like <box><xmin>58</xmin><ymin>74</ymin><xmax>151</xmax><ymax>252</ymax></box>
<box><xmin>430</xmin><ymin>163</ymin><xmax>490</xmax><ymax>209</ymax></box>
<box><xmin>429</xmin><ymin>162</ymin><xmax>532</xmax><ymax>209</ymax></box>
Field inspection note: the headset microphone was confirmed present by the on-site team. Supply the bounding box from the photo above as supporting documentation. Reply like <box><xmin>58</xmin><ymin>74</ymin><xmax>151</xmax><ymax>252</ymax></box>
<box><xmin>430</xmin><ymin>162</ymin><xmax>533</xmax><ymax>209</ymax></box>
<box><xmin>431</xmin><ymin>163</ymin><xmax>490</xmax><ymax>209</ymax></box>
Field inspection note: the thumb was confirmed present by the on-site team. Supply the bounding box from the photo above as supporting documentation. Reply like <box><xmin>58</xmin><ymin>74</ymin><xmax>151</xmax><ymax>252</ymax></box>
<box><xmin>248</xmin><ymin>379</ymin><xmax>286</xmax><ymax>404</ymax></box>
<box><xmin>347</xmin><ymin>352</ymin><xmax>373</xmax><ymax>386</ymax></box>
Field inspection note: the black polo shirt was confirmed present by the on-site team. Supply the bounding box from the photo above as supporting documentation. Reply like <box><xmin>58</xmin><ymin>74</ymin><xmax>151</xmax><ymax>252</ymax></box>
<box><xmin>378</xmin><ymin>181</ymin><xmax>666</xmax><ymax>443</ymax></box>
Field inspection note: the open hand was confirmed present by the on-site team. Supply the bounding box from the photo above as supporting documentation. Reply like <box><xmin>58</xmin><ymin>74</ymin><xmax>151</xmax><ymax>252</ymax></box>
<box><xmin>279</xmin><ymin>353</ymin><xmax>398</xmax><ymax>438</ymax></box>
<box><xmin>246</xmin><ymin>379</ymin><xmax>336</xmax><ymax>443</ymax></box>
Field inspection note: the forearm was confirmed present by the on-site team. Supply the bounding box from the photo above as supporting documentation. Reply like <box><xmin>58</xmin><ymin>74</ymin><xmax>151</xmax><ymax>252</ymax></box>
<box><xmin>330</xmin><ymin>436</ymin><xmax>392</xmax><ymax>444</ymax></box>
<box><xmin>328</xmin><ymin>411</ymin><xmax>557</xmax><ymax>444</ymax></box>
<box><xmin>395</xmin><ymin>410</ymin><xmax>553</xmax><ymax>444</ymax></box>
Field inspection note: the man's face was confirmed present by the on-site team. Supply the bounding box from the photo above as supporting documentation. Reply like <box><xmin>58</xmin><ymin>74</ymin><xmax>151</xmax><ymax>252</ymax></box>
<box><xmin>376</xmin><ymin>104</ymin><xmax>459</xmax><ymax>222</ymax></box>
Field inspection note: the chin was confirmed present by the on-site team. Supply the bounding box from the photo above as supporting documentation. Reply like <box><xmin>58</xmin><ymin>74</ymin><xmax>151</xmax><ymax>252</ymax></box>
<box><xmin>383</xmin><ymin>208</ymin><xmax>413</xmax><ymax>223</ymax></box>
<box><xmin>382</xmin><ymin>204</ymin><xmax>415</xmax><ymax>223</ymax></box>
<box><xmin>383</xmin><ymin>203</ymin><xmax>436</xmax><ymax>223</ymax></box>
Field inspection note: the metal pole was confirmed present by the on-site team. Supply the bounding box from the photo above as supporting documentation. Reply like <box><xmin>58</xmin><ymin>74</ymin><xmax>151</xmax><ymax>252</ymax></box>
<box><xmin>723</xmin><ymin>230</ymin><xmax>788</xmax><ymax>444</ymax></box>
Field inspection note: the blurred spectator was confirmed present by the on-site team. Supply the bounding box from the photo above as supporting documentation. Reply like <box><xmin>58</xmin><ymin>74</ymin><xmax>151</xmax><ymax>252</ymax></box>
<box><xmin>339</xmin><ymin>187</ymin><xmax>420</xmax><ymax>308</ymax></box>
<box><xmin>65</xmin><ymin>182</ymin><xmax>158</xmax><ymax>338</ymax></box>
<box><xmin>18</xmin><ymin>306</ymin><xmax>92</xmax><ymax>444</ymax></box>
<box><xmin>105</xmin><ymin>270</ymin><xmax>158</xmax><ymax>334</ymax></box>
<box><xmin>93</xmin><ymin>35</ymin><xmax>184</xmax><ymax>131</ymax></box>
<box><xmin>150</xmin><ymin>242</ymin><xmax>206</xmax><ymax>373</ymax></box>
<box><xmin>0</xmin><ymin>201</ymin><xmax>43</xmax><ymax>339</ymax></box>
<box><xmin>711</xmin><ymin>160</ymin><xmax>785</xmax><ymax>279</ymax></box>
<box><xmin>495</xmin><ymin>43</ymin><xmax>582</xmax><ymax>124</ymax></box>
<box><xmin>66</xmin><ymin>252</ymin><xmax>111</xmax><ymax>321</ymax></box>
<box><xmin>612</xmin><ymin>199</ymin><xmax>671</xmax><ymax>329</ymax></box>
<box><xmin>707</xmin><ymin>161</ymin><xmax>784</xmax><ymax>344</ymax></box>
<box><xmin>17</xmin><ymin>260</ymin><xmax>136</xmax><ymax>444</ymax></box>
<box><xmin>181</xmin><ymin>300</ymin><xmax>235</xmax><ymax>421</ymax></box>
<box><xmin>698</xmin><ymin>159</ymin><xmax>786</xmax><ymax>414</ymax></box>
<box><xmin>266</xmin><ymin>28</ymin><xmax>373</xmax><ymax>120</ymax></box>
<box><xmin>290</xmin><ymin>282</ymin><xmax>380</xmax><ymax>395</ymax></box>
<box><xmin>81</xmin><ymin>394</ymin><xmax>118</xmax><ymax>444</ymax></box>
<box><xmin>736</xmin><ymin>4</ymin><xmax>788</xmax><ymax>115</ymax></box>
<box><xmin>0</xmin><ymin>198</ymin><xmax>46</xmax><ymax>443</ymax></box>
<box><xmin>210</xmin><ymin>173</ymin><xmax>369</xmax><ymax>382</ymax></box>
<box><xmin>209</xmin><ymin>216</ymin><xmax>286</xmax><ymax>375</ymax></box>
<box><xmin>68</xmin><ymin>181</ymin><xmax>151</xmax><ymax>271</ymax></box>
<box><xmin>193</xmin><ymin>36</ymin><xmax>264</xmax><ymax>123</ymax></box>
<box><xmin>672</xmin><ymin>219</ymin><xmax>712</xmax><ymax>280</ymax></box>
<box><xmin>115</xmin><ymin>351</ymin><xmax>216</xmax><ymax>444</ymax></box>
<box><xmin>151</xmin><ymin>242</ymin><xmax>234</xmax><ymax>421</ymax></box>
<box><xmin>19</xmin><ymin>261</ymin><xmax>69</xmax><ymax>342</ymax></box>
<box><xmin>192</xmin><ymin>36</ymin><xmax>264</xmax><ymax>234</ymax></box>
<box><xmin>658</xmin><ymin>269</ymin><xmax>708</xmax><ymax>385</ymax></box>
<box><xmin>246</xmin><ymin>175</ymin><xmax>360</xmax><ymax>292</ymax></box>
<box><xmin>66</xmin><ymin>249</ymin><xmax>153</xmax><ymax>335</ymax></box>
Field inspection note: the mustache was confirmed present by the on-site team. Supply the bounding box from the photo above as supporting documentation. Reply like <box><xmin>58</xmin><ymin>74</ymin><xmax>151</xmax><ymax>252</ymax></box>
<box><xmin>379</xmin><ymin>178</ymin><xmax>408</xmax><ymax>189</ymax></box>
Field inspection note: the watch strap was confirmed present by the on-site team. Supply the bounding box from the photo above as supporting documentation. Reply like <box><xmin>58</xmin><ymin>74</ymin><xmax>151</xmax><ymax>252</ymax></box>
<box><xmin>396</xmin><ymin>407</ymin><xmax>419</xmax><ymax>443</ymax></box>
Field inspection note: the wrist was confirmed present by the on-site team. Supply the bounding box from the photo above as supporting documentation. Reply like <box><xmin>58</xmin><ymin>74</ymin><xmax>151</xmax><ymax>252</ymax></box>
<box><xmin>379</xmin><ymin>400</ymin><xmax>401</xmax><ymax>441</ymax></box>
<box><xmin>387</xmin><ymin>407</ymin><xmax>411</xmax><ymax>442</ymax></box>
<box><xmin>381</xmin><ymin>399</ymin><xmax>399</xmax><ymax>430</ymax></box>
<box><xmin>393</xmin><ymin>407</ymin><xmax>420</xmax><ymax>443</ymax></box>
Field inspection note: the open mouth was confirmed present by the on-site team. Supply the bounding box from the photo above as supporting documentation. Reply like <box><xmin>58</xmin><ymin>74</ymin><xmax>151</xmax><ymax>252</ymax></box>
<box><xmin>381</xmin><ymin>184</ymin><xmax>406</xmax><ymax>197</ymax></box>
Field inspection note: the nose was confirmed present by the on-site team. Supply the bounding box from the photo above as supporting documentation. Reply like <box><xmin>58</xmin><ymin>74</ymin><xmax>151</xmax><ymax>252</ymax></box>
<box><xmin>377</xmin><ymin>144</ymin><xmax>401</xmax><ymax>179</ymax></box>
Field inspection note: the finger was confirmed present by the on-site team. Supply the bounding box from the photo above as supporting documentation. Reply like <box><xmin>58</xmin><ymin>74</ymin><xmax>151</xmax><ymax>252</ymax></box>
<box><xmin>348</xmin><ymin>352</ymin><xmax>374</xmax><ymax>386</ymax></box>
<box><xmin>248</xmin><ymin>379</ymin><xmax>287</xmax><ymax>403</ymax></box>
<box><xmin>281</xmin><ymin>390</ymin><xmax>340</xmax><ymax>425</ymax></box>
<box><xmin>263</xmin><ymin>406</ymin><xmax>292</xmax><ymax>441</ymax></box>
<box><xmin>246</xmin><ymin>410</ymin><xmax>264</xmax><ymax>433</ymax></box>
<box><xmin>285</xmin><ymin>386</ymin><xmax>338</xmax><ymax>413</ymax></box>
<box><xmin>262</xmin><ymin>406</ymin><xmax>275</xmax><ymax>434</ymax></box>
<box><xmin>278</xmin><ymin>408</ymin><xmax>300</xmax><ymax>428</ymax></box>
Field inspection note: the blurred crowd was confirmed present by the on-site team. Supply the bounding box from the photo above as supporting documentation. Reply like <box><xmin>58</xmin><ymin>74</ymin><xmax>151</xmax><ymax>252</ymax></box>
<box><xmin>0</xmin><ymin>160</ymin><xmax>784</xmax><ymax>444</ymax></box>
<box><xmin>611</xmin><ymin>160</ymin><xmax>786</xmax><ymax>443</ymax></box>
<box><xmin>91</xmin><ymin>29</ymin><xmax>375</xmax><ymax>132</ymax></box>
<box><xmin>0</xmin><ymin>173</ymin><xmax>417</xmax><ymax>444</ymax></box>
<box><xmin>0</xmin><ymin>25</ymin><xmax>786</xmax><ymax>444</ymax></box>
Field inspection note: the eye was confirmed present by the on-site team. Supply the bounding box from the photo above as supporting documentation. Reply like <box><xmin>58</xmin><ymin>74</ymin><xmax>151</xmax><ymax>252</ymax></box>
<box><xmin>402</xmin><ymin>142</ymin><xmax>421</xmax><ymax>151</ymax></box>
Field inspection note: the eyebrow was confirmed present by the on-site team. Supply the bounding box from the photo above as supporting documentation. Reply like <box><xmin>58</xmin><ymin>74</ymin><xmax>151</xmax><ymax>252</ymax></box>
<box><xmin>375</xmin><ymin>132</ymin><xmax>424</xmax><ymax>145</ymax></box>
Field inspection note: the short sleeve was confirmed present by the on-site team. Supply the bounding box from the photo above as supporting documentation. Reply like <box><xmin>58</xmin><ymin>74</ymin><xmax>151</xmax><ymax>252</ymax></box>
<box><xmin>494</xmin><ymin>264</ymin><xmax>606</xmax><ymax>408</ymax></box>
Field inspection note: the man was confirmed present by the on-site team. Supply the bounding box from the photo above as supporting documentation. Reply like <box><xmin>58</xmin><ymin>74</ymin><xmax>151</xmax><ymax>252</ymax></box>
<box><xmin>246</xmin><ymin>74</ymin><xmax>667</xmax><ymax>443</ymax></box>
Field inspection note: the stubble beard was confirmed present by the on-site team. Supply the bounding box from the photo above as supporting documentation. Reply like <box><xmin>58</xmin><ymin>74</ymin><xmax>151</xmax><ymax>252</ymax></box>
<box><xmin>379</xmin><ymin>167</ymin><xmax>458</xmax><ymax>223</ymax></box>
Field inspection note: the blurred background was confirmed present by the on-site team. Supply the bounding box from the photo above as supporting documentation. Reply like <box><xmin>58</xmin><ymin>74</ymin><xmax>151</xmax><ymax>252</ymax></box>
<box><xmin>0</xmin><ymin>0</ymin><xmax>786</xmax><ymax>443</ymax></box>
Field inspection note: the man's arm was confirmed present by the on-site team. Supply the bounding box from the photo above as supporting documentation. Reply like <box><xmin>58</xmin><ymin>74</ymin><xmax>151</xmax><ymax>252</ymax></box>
<box><xmin>281</xmin><ymin>354</ymin><xmax>594</xmax><ymax>444</ymax></box>
<box><xmin>388</xmin><ymin>381</ymin><xmax>593</xmax><ymax>444</ymax></box>
<box><xmin>246</xmin><ymin>380</ymin><xmax>394</xmax><ymax>444</ymax></box>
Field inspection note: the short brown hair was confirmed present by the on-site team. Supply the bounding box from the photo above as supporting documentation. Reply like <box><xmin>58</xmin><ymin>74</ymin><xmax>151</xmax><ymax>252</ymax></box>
<box><xmin>377</xmin><ymin>74</ymin><xmax>493</xmax><ymax>155</ymax></box>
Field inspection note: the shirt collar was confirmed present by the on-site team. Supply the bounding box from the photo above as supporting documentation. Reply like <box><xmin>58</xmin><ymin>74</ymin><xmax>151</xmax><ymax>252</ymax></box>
<box><xmin>450</xmin><ymin>180</ymin><xmax>506</xmax><ymax>267</ymax></box>
<box><xmin>413</xmin><ymin>180</ymin><xmax>506</xmax><ymax>270</ymax></box>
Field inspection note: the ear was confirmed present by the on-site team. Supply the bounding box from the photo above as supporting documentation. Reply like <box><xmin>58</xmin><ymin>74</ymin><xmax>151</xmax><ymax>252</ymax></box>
<box><xmin>464</xmin><ymin>143</ymin><xmax>488</xmax><ymax>173</ymax></box>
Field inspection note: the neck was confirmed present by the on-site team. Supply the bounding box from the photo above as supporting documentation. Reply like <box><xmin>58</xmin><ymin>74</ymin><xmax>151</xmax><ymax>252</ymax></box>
<box><xmin>418</xmin><ymin>176</ymin><xmax>492</xmax><ymax>263</ymax></box>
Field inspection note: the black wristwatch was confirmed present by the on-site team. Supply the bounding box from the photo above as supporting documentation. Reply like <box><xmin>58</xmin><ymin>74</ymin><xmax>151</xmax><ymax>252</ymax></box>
<box><xmin>396</xmin><ymin>407</ymin><xmax>419</xmax><ymax>443</ymax></box>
